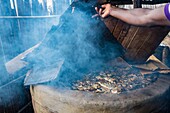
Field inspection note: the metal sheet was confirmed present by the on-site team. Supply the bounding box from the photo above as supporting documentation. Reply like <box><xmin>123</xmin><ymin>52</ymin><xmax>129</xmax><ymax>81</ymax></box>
<box><xmin>24</xmin><ymin>59</ymin><xmax>64</xmax><ymax>85</ymax></box>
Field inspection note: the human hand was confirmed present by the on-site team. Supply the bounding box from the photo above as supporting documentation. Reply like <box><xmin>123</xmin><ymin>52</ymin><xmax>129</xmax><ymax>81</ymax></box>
<box><xmin>94</xmin><ymin>4</ymin><xmax>115</xmax><ymax>18</ymax></box>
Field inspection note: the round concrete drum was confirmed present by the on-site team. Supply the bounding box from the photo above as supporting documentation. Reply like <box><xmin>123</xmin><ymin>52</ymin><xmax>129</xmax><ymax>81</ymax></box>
<box><xmin>30</xmin><ymin>75</ymin><xmax>170</xmax><ymax>113</ymax></box>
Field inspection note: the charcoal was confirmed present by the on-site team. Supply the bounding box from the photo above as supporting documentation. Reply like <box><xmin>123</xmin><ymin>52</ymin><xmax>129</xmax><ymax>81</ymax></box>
<box><xmin>72</xmin><ymin>66</ymin><xmax>158</xmax><ymax>94</ymax></box>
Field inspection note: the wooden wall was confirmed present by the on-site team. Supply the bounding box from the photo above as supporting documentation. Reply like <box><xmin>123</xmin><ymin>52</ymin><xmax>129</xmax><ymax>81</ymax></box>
<box><xmin>0</xmin><ymin>0</ymin><xmax>72</xmax><ymax>113</ymax></box>
<box><xmin>0</xmin><ymin>0</ymin><xmax>73</xmax><ymax>61</ymax></box>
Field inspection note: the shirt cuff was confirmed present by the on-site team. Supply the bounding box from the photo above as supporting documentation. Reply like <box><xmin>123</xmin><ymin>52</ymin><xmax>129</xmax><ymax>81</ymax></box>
<box><xmin>164</xmin><ymin>4</ymin><xmax>170</xmax><ymax>21</ymax></box>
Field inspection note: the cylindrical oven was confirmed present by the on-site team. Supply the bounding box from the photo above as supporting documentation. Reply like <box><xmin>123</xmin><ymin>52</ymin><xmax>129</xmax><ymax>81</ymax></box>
<box><xmin>30</xmin><ymin>74</ymin><xmax>170</xmax><ymax>113</ymax></box>
<box><xmin>30</xmin><ymin>57</ymin><xmax>170</xmax><ymax>113</ymax></box>
<box><xmin>27</xmin><ymin>0</ymin><xmax>170</xmax><ymax>113</ymax></box>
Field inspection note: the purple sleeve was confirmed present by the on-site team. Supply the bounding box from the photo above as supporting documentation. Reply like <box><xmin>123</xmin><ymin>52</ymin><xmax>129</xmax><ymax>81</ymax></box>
<box><xmin>164</xmin><ymin>4</ymin><xmax>170</xmax><ymax>21</ymax></box>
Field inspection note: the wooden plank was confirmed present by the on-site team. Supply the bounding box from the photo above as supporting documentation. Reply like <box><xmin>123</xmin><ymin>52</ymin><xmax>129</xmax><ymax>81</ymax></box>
<box><xmin>112</xmin><ymin>20</ymin><xmax>125</xmax><ymax>40</ymax></box>
<box><xmin>121</xmin><ymin>26</ymin><xmax>139</xmax><ymax>48</ymax></box>
<box><xmin>136</xmin><ymin>27</ymin><xmax>170</xmax><ymax>61</ymax></box>
<box><xmin>104</xmin><ymin>16</ymin><xmax>170</xmax><ymax>63</ymax></box>
<box><xmin>104</xmin><ymin>16</ymin><xmax>118</xmax><ymax>33</ymax></box>
<box><xmin>117</xmin><ymin>24</ymin><xmax>130</xmax><ymax>43</ymax></box>
<box><xmin>124</xmin><ymin>27</ymin><xmax>150</xmax><ymax>59</ymax></box>
<box><xmin>123</xmin><ymin>26</ymin><xmax>170</xmax><ymax>63</ymax></box>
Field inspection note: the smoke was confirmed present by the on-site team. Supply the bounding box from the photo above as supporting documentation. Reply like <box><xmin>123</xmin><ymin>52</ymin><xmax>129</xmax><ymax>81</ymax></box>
<box><xmin>25</xmin><ymin>0</ymin><xmax>125</xmax><ymax>87</ymax></box>
<box><xmin>0</xmin><ymin>0</ymin><xmax>125</xmax><ymax>111</ymax></box>
<box><xmin>0</xmin><ymin>0</ymin><xmax>125</xmax><ymax>89</ymax></box>
<box><xmin>0</xmin><ymin>0</ymin><xmax>68</xmax><ymax>110</ymax></box>
<box><xmin>0</xmin><ymin>39</ymin><xmax>8</xmax><ymax>86</ymax></box>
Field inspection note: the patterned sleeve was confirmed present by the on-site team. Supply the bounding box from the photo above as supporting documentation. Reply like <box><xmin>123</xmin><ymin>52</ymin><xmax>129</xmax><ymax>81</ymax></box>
<box><xmin>164</xmin><ymin>3</ymin><xmax>170</xmax><ymax>21</ymax></box>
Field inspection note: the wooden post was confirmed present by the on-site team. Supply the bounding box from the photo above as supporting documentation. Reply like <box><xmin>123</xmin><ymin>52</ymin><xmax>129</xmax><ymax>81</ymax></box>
<box><xmin>133</xmin><ymin>0</ymin><xmax>142</xmax><ymax>8</ymax></box>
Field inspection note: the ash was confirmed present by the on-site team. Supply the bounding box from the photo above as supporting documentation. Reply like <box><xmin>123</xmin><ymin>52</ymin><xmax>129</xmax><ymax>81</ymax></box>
<box><xmin>72</xmin><ymin>67</ymin><xmax>158</xmax><ymax>94</ymax></box>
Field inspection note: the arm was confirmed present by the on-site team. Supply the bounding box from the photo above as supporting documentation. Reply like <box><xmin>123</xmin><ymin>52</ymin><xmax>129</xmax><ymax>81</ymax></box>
<box><xmin>95</xmin><ymin>4</ymin><xmax>170</xmax><ymax>26</ymax></box>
